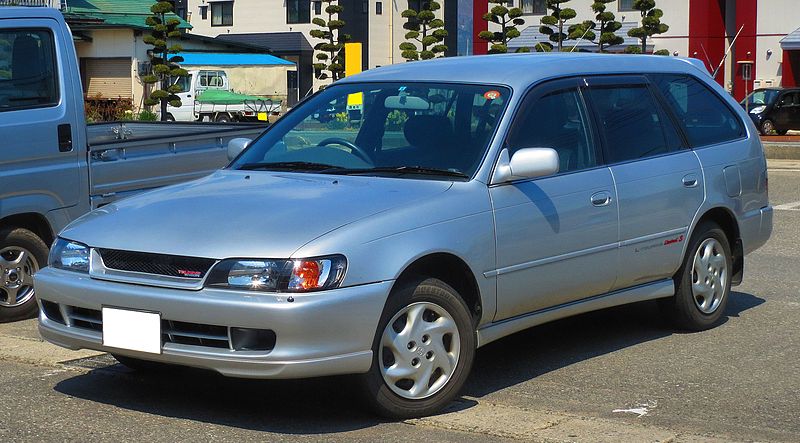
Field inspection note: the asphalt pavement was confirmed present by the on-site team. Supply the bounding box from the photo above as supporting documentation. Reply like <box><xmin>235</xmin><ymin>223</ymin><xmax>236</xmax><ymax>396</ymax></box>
<box><xmin>0</xmin><ymin>164</ymin><xmax>798</xmax><ymax>442</ymax></box>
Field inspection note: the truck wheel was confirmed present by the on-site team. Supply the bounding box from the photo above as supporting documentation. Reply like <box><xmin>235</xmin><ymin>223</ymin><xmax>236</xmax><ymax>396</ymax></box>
<box><xmin>0</xmin><ymin>228</ymin><xmax>48</xmax><ymax>323</ymax></box>
<box><xmin>215</xmin><ymin>114</ymin><xmax>231</xmax><ymax>123</ymax></box>
<box><xmin>661</xmin><ymin>222</ymin><xmax>732</xmax><ymax>331</ymax></box>
<box><xmin>359</xmin><ymin>277</ymin><xmax>476</xmax><ymax>419</ymax></box>
<box><xmin>164</xmin><ymin>113</ymin><xmax>175</xmax><ymax>122</ymax></box>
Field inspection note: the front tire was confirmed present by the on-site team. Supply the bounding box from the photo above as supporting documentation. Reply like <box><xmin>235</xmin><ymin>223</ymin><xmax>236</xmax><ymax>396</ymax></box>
<box><xmin>662</xmin><ymin>222</ymin><xmax>732</xmax><ymax>331</ymax></box>
<box><xmin>0</xmin><ymin>228</ymin><xmax>48</xmax><ymax>323</ymax></box>
<box><xmin>359</xmin><ymin>278</ymin><xmax>475</xmax><ymax>419</ymax></box>
<box><xmin>760</xmin><ymin>119</ymin><xmax>776</xmax><ymax>135</ymax></box>
<box><xmin>112</xmin><ymin>354</ymin><xmax>173</xmax><ymax>372</ymax></box>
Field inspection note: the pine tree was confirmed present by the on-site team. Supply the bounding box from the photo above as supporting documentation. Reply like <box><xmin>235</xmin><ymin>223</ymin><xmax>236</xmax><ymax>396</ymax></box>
<box><xmin>399</xmin><ymin>1</ymin><xmax>448</xmax><ymax>61</ymax></box>
<box><xmin>141</xmin><ymin>1</ymin><xmax>187</xmax><ymax>121</ymax></box>
<box><xmin>627</xmin><ymin>0</ymin><xmax>669</xmax><ymax>54</ymax></box>
<box><xmin>478</xmin><ymin>1</ymin><xmax>526</xmax><ymax>54</ymax></box>
<box><xmin>590</xmin><ymin>0</ymin><xmax>624</xmax><ymax>52</ymax></box>
<box><xmin>310</xmin><ymin>0</ymin><xmax>350</xmax><ymax>83</ymax></box>
<box><xmin>538</xmin><ymin>0</ymin><xmax>579</xmax><ymax>52</ymax></box>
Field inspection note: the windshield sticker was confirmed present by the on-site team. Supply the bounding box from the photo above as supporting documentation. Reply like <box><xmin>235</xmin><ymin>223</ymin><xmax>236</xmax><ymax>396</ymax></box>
<box><xmin>484</xmin><ymin>90</ymin><xmax>501</xmax><ymax>100</ymax></box>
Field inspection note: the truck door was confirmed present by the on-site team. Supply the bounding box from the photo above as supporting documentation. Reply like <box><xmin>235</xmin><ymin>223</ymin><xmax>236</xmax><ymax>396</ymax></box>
<box><xmin>0</xmin><ymin>19</ymin><xmax>83</xmax><ymax>216</ymax></box>
<box><xmin>169</xmin><ymin>73</ymin><xmax>195</xmax><ymax>121</ymax></box>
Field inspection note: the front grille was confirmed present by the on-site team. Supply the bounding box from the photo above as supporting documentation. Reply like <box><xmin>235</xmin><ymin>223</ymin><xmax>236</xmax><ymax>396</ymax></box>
<box><xmin>42</xmin><ymin>304</ymin><xmax>275</xmax><ymax>352</ymax></box>
<box><xmin>97</xmin><ymin>249</ymin><xmax>216</xmax><ymax>279</ymax></box>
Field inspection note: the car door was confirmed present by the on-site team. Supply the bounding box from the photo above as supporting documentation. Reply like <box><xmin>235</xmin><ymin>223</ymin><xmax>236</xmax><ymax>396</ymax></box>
<box><xmin>583</xmin><ymin>76</ymin><xmax>704</xmax><ymax>291</ymax></box>
<box><xmin>790</xmin><ymin>91</ymin><xmax>800</xmax><ymax>130</ymax></box>
<box><xmin>773</xmin><ymin>92</ymin><xmax>794</xmax><ymax>129</ymax></box>
<box><xmin>0</xmin><ymin>20</ymin><xmax>82</xmax><ymax>212</ymax></box>
<box><xmin>490</xmin><ymin>78</ymin><xmax>620</xmax><ymax>321</ymax></box>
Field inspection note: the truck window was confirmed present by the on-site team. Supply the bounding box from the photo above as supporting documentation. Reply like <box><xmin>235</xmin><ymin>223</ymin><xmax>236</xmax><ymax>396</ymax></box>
<box><xmin>0</xmin><ymin>29</ymin><xmax>59</xmax><ymax>112</ymax></box>
<box><xmin>649</xmin><ymin>74</ymin><xmax>745</xmax><ymax>147</ymax></box>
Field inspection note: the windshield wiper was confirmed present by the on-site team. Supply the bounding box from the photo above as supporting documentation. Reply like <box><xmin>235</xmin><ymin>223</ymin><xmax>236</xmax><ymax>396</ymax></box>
<box><xmin>238</xmin><ymin>161</ymin><xmax>339</xmax><ymax>171</ymax></box>
<box><xmin>322</xmin><ymin>166</ymin><xmax>468</xmax><ymax>179</ymax></box>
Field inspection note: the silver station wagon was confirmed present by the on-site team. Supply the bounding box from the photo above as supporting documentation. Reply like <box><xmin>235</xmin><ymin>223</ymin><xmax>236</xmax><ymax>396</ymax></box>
<box><xmin>36</xmin><ymin>54</ymin><xmax>773</xmax><ymax>418</ymax></box>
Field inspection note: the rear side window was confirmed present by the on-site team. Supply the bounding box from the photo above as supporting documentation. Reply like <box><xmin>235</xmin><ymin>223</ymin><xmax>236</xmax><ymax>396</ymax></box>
<box><xmin>0</xmin><ymin>29</ymin><xmax>59</xmax><ymax>112</ymax></box>
<box><xmin>586</xmin><ymin>84</ymin><xmax>682</xmax><ymax>164</ymax></box>
<box><xmin>649</xmin><ymin>74</ymin><xmax>745</xmax><ymax>147</ymax></box>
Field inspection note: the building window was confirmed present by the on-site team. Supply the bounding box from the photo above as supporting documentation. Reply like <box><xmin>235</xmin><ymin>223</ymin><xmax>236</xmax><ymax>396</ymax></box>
<box><xmin>211</xmin><ymin>2</ymin><xmax>233</xmax><ymax>26</ymax></box>
<box><xmin>376</xmin><ymin>1</ymin><xmax>382</xmax><ymax>14</ymax></box>
<box><xmin>507</xmin><ymin>0</ymin><xmax>513</xmax><ymax>7</ymax></box>
<box><xmin>199</xmin><ymin>5</ymin><xmax>208</xmax><ymax>20</ymax></box>
<box><xmin>521</xmin><ymin>0</ymin><xmax>545</xmax><ymax>15</ymax></box>
<box><xmin>618</xmin><ymin>0</ymin><xmax>635</xmax><ymax>11</ymax></box>
<box><xmin>287</xmin><ymin>0</ymin><xmax>311</xmax><ymax>24</ymax></box>
<box><xmin>314</xmin><ymin>1</ymin><xmax>321</xmax><ymax>15</ymax></box>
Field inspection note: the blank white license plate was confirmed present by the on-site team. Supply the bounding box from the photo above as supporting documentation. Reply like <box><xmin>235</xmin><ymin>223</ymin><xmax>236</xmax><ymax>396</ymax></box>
<box><xmin>102</xmin><ymin>307</ymin><xmax>161</xmax><ymax>354</ymax></box>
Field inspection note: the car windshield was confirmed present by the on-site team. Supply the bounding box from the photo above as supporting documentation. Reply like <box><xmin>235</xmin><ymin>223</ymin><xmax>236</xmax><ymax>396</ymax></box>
<box><xmin>231</xmin><ymin>82</ymin><xmax>510</xmax><ymax>179</ymax></box>
<box><xmin>742</xmin><ymin>89</ymin><xmax>779</xmax><ymax>107</ymax></box>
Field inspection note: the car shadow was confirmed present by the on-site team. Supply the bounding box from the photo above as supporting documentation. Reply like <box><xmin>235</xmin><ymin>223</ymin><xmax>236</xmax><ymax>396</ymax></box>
<box><xmin>53</xmin><ymin>291</ymin><xmax>764</xmax><ymax>430</ymax></box>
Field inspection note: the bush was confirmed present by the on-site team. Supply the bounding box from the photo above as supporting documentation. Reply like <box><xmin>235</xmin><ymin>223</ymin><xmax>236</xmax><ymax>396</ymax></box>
<box><xmin>84</xmin><ymin>95</ymin><xmax>134</xmax><ymax>122</ymax></box>
<box><xmin>138</xmin><ymin>110</ymin><xmax>158</xmax><ymax>121</ymax></box>
<box><xmin>386</xmin><ymin>110</ymin><xmax>408</xmax><ymax>131</ymax></box>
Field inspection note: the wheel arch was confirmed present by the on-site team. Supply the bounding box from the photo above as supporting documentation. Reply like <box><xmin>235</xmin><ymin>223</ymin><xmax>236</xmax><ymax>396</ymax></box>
<box><xmin>392</xmin><ymin>252</ymin><xmax>483</xmax><ymax>327</ymax></box>
<box><xmin>690</xmin><ymin>206</ymin><xmax>743</xmax><ymax>285</ymax></box>
<box><xmin>0</xmin><ymin>212</ymin><xmax>55</xmax><ymax>246</ymax></box>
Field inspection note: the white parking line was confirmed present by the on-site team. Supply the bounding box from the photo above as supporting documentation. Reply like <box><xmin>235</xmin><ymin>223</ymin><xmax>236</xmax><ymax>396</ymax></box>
<box><xmin>774</xmin><ymin>200</ymin><xmax>800</xmax><ymax>211</ymax></box>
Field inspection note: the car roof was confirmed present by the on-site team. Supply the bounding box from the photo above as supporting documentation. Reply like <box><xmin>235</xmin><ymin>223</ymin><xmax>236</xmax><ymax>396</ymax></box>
<box><xmin>339</xmin><ymin>53</ymin><xmax>710</xmax><ymax>89</ymax></box>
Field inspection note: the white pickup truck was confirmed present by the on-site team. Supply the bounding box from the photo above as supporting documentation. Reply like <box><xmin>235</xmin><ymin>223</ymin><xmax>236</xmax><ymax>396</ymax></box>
<box><xmin>166</xmin><ymin>70</ymin><xmax>282</xmax><ymax>123</ymax></box>
<box><xmin>0</xmin><ymin>7</ymin><xmax>267</xmax><ymax>321</ymax></box>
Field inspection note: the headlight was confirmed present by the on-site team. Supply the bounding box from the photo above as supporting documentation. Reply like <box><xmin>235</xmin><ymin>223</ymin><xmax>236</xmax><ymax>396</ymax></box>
<box><xmin>749</xmin><ymin>106</ymin><xmax>765</xmax><ymax>114</ymax></box>
<box><xmin>206</xmin><ymin>255</ymin><xmax>346</xmax><ymax>292</ymax></box>
<box><xmin>49</xmin><ymin>238</ymin><xmax>90</xmax><ymax>273</ymax></box>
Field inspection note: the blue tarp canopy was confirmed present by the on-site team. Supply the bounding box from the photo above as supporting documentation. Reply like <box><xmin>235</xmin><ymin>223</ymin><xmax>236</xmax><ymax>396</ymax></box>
<box><xmin>180</xmin><ymin>52</ymin><xmax>295</xmax><ymax>66</ymax></box>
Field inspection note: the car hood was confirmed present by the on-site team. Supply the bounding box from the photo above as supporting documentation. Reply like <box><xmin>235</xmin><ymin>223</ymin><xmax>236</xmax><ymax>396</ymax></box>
<box><xmin>61</xmin><ymin>170</ymin><xmax>453</xmax><ymax>259</ymax></box>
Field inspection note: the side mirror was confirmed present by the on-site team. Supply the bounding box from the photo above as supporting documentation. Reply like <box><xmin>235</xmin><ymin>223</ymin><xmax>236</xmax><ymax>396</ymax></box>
<box><xmin>227</xmin><ymin>138</ymin><xmax>252</xmax><ymax>161</ymax></box>
<box><xmin>492</xmin><ymin>148</ymin><xmax>559</xmax><ymax>183</ymax></box>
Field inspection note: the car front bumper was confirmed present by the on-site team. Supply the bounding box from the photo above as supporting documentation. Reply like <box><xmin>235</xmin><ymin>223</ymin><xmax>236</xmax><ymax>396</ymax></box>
<box><xmin>35</xmin><ymin>267</ymin><xmax>392</xmax><ymax>379</ymax></box>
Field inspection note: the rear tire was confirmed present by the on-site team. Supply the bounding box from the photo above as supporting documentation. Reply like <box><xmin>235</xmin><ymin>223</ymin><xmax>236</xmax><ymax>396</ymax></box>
<box><xmin>0</xmin><ymin>228</ymin><xmax>48</xmax><ymax>323</ymax></box>
<box><xmin>215</xmin><ymin>114</ymin><xmax>231</xmax><ymax>123</ymax></box>
<box><xmin>163</xmin><ymin>113</ymin><xmax>175</xmax><ymax>122</ymax></box>
<box><xmin>358</xmin><ymin>277</ymin><xmax>476</xmax><ymax>419</ymax></box>
<box><xmin>661</xmin><ymin>222</ymin><xmax>732</xmax><ymax>331</ymax></box>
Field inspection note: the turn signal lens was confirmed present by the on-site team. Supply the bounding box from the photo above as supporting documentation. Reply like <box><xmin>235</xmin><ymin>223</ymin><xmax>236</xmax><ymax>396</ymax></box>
<box><xmin>290</xmin><ymin>260</ymin><xmax>322</xmax><ymax>290</ymax></box>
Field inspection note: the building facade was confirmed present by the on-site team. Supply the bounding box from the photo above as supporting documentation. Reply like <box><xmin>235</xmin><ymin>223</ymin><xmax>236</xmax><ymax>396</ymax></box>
<box><xmin>186</xmin><ymin>0</ymin><xmax>800</xmax><ymax>101</ymax></box>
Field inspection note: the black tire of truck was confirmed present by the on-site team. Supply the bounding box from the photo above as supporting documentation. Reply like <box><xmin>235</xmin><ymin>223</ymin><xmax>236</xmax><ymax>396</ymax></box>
<box><xmin>0</xmin><ymin>227</ymin><xmax>49</xmax><ymax>323</ymax></box>
<box><xmin>215</xmin><ymin>114</ymin><xmax>231</xmax><ymax>123</ymax></box>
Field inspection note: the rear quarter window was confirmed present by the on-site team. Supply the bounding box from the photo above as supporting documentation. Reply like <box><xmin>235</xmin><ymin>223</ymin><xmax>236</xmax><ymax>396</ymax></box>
<box><xmin>649</xmin><ymin>74</ymin><xmax>745</xmax><ymax>147</ymax></box>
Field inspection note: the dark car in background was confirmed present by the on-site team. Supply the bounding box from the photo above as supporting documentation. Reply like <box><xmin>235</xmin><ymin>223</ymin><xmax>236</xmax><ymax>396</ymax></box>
<box><xmin>741</xmin><ymin>87</ymin><xmax>800</xmax><ymax>135</ymax></box>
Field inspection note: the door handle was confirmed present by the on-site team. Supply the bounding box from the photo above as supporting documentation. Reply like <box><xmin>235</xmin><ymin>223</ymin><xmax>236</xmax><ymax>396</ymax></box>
<box><xmin>91</xmin><ymin>149</ymin><xmax>120</xmax><ymax>162</ymax></box>
<box><xmin>57</xmin><ymin>123</ymin><xmax>72</xmax><ymax>152</ymax></box>
<box><xmin>591</xmin><ymin>191</ymin><xmax>612</xmax><ymax>207</ymax></box>
<box><xmin>682</xmin><ymin>174</ymin><xmax>699</xmax><ymax>188</ymax></box>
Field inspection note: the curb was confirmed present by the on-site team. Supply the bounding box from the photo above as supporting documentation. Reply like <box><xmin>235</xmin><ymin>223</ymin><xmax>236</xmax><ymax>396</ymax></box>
<box><xmin>762</xmin><ymin>142</ymin><xmax>800</xmax><ymax>160</ymax></box>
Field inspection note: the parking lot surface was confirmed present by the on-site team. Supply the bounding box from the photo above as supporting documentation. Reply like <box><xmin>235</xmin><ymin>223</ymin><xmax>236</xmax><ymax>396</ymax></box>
<box><xmin>0</xmin><ymin>165</ymin><xmax>798</xmax><ymax>442</ymax></box>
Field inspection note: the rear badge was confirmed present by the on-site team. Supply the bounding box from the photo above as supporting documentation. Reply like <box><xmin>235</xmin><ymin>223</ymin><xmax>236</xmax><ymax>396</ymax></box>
<box><xmin>177</xmin><ymin>269</ymin><xmax>202</xmax><ymax>278</ymax></box>
<box><xmin>663</xmin><ymin>234</ymin><xmax>685</xmax><ymax>246</ymax></box>
<box><xmin>484</xmin><ymin>90</ymin><xmax>501</xmax><ymax>100</ymax></box>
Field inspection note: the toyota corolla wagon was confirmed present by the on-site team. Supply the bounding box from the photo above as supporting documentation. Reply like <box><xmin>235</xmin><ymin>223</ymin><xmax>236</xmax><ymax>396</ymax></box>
<box><xmin>36</xmin><ymin>54</ymin><xmax>773</xmax><ymax>418</ymax></box>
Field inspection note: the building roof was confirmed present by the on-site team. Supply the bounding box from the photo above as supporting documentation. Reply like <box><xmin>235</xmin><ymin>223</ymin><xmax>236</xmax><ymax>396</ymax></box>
<box><xmin>217</xmin><ymin>32</ymin><xmax>314</xmax><ymax>53</ymax></box>
<box><xmin>509</xmin><ymin>22</ymin><xmax>649</xmax><ymax>52</ymax></box>
<box><xmin>62</xmin><ymin>0</ymin><xmax>191</xmax><ymax>30</ymax></box>
<box><xmin>340</xmin><ymin>53</ymin><xmax>709</xmax><ymax>91</ymax></box>
<box><xmin>180</xmin><ymin>52</ymin><xmax>294</xmax><ymax>66</ymax></box>
<box><xmin>780</xmin><ymin>26</ymin><xmax>800</xmax><ymax>50</ymax></box>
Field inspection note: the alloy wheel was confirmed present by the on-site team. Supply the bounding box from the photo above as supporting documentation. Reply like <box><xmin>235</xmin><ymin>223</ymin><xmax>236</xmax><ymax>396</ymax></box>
<box><xmin>0</xmin><ymin>246</ymin><xmax>39</xmax><ymax>308</ymax></box>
